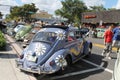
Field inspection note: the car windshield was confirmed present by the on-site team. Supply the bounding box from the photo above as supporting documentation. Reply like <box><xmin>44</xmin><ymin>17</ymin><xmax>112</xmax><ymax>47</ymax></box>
<box><xmin>33</xmin><ymin>32</ymin><xmax>57</xmax><ymax>43</ymax></box>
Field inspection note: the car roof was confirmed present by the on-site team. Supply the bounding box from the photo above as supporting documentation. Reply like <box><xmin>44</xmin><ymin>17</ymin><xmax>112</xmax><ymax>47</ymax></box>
<box><xmin>42</xmin><ymin>25</ymin><xmax>80</xmax><ymax>31</ymax></box>
<box><xmin>42</xmin><ymin>25</ymin><xmax>69</xmax><ymax>30</ymax></box>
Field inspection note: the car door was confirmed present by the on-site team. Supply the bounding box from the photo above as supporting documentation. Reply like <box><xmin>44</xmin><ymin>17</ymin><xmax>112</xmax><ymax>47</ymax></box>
<box><xmin>66</xmin><ymin>30</ymin><xmax>84</xmax><ymax>58</ymax></box>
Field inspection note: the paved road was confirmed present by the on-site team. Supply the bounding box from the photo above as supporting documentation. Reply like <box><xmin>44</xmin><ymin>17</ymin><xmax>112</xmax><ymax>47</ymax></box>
<box><xmin>0</xmin><ymin>34</ymin><xmax>36</xmax><ymax>80</ymax></box>
<box><xmin>86</xmin><ymin>37</ymin><xmax>104</xmax><ymax>45</ymax></box>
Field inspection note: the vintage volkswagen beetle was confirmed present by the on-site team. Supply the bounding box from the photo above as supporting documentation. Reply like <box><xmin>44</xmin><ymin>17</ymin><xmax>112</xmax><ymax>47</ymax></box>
<box><xmin>16</xmin><ymin>25</ymin><xmax>92</xmax><ymax>74</ymax></box>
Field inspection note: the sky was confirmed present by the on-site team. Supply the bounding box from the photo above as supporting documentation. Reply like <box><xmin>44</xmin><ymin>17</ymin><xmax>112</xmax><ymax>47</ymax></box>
<box><xmin>0</xmin><ymin>0</ymin><xmax>120</xmax><ymax>15</ymax></box>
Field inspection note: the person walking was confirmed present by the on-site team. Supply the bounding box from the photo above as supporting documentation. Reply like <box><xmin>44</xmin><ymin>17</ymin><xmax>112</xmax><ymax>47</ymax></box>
<box><xmin>102</xmin><ymin>25</ymin><xmax>114</xmax><ymax>59</ymax></box>
<box><xmin>112</xmin><ymin>24</ymin><xmax>120</xmax><ymax>53</ymax></box>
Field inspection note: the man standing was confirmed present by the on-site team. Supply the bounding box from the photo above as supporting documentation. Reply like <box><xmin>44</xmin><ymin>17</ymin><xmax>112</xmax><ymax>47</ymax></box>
<box><xmin>102</xmin><ymin>25</ymin><xmax>114</xmax><ymax>59</ymax></box>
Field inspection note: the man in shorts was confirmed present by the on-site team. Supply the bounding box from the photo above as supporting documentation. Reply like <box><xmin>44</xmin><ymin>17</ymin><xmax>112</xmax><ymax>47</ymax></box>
<box><xmin>102</xmin><ymin>25</ymin><xmax>114</xmax><ymax>59</ymax></box>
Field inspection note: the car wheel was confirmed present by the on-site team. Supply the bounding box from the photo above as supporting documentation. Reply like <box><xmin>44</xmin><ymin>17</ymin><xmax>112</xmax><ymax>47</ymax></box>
<box><xmin>65</xmin><ymin>55</ymin><xmax>72</xmax><ymax>66</ymax></box>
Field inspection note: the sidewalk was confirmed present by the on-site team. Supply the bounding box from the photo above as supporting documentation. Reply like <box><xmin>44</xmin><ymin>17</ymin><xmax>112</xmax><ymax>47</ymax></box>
<box><xmin>0</xmin><ymin>34</ymin><xmax>36</xmax><ymax>80</ymax></box>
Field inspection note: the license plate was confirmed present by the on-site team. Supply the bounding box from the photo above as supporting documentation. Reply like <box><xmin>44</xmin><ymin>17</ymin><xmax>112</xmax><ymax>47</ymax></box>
<box><xmin>26</xmin><ymin>55</ymin><xmax>37</xmax><ymax>62</ymax></box>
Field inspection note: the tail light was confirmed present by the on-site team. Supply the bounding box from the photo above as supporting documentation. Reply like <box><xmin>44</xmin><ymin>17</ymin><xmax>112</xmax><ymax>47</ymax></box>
<box><xmin>19</xmin><ymin>54</ymin><xmax>24</xmax><ymax>59</ymax></box>
<box><xmin>49</xmin><ymin>60</ymin><xmax>55</xmax><ymax>66</ymax></box>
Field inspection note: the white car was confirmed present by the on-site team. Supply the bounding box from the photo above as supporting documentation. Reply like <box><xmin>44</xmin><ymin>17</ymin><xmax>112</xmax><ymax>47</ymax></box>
<box><xmin>14</xmin><ymin>25</ymin><xmax>25</xmax><ymax>33</ymax></box>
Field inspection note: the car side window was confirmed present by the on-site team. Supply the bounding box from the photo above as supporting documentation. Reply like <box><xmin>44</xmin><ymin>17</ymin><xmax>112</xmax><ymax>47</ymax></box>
<box><xmin>67</xmin><ymin>31</ymin><xmax>76</xmax><ymax>42</ymax></box>
<box><xmin>75</xmin><ymin>31</ymin><xmax>82</xmax><ymax>40</ymax></box>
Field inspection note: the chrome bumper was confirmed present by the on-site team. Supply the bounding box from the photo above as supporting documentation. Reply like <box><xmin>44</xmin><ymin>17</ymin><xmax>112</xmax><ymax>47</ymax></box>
<box><xmin>15</xmin><ymin>59</ymin><xmax>56</xmax><ymax>74</ymax></box>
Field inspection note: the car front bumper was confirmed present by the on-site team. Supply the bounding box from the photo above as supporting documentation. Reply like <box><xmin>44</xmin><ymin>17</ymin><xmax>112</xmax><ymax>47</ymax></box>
<box><xmin>15</xmin><ymin>59</ymin><xmax>56</xmax><ymax>74</ymax></box>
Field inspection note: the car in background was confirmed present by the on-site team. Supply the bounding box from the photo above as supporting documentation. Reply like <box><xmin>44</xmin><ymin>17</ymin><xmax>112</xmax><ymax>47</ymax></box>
<box><xmin>16</xmin><ymin>25</ymin><xmax>92</xmax><ymax>74</ymax></box>
<box><xmin>79</xmin><ymin>28</ymin><xmax>89</xmax><ymax>35</ymax></box>
<box><xmin>23</xmin><ymin>25</ymin><xmax>41</xmax><ymax>47</ymax></box>
<box><xmin>6</xmin><ymin>23</ymin><xmax>15</xmax><ymax>36</ymax></box>
<box><xmin>14</xmin><ymin>24</ymin><xmax>25</xmax><ymax>33</ymax></box>
<box><xmin>15</xmin><ymin>25</ymin><xmax>32</xmax><ymax>41</ymax></box>
<box><xmin>96</xmin><ymin>28</ymin><xmax>106</xmax><ymax>38</ymax></box>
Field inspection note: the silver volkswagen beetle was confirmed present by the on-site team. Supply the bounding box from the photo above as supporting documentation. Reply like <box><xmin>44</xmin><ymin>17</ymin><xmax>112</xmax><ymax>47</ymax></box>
<box><xmin>16</xmin><ymin>25</ymin><xmax>92</xmax><ymax>74</ymax></box>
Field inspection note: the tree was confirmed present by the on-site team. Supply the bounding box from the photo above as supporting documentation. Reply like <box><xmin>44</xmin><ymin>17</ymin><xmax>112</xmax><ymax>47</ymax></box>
<box><xmin>107</xmin><ymin>8</ymin><xmax>116</xmax><ymax>11</ymax></box>
<box><xmin>9</xmin><ymin>3</ymin><xmax>38</xmax><ymax>21</ymax></box>
<box><xmin>0</xmin><ymin>12</ymin><xmax>3</xmax><ymax>18</ymax></box>
<box><xmin>55</xmin><ymin>0</ymin><xmax>87</xmax><ymax>23</ymax></box>
<box><xmin>89</xmin><ymin>5</ymin><xmax>106</xmax><ymax>12</ymax></box>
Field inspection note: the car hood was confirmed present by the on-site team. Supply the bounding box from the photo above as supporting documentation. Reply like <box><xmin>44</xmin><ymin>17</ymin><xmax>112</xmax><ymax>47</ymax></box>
<box><xmin>23</xmin><ymin>42</ymin><xmax>51</xmax><ymax>66</ymax></box>
<box><xmin>25</xmin><ymin>41</ymin><xmax>51</xmax><ymax>56</ymax></box>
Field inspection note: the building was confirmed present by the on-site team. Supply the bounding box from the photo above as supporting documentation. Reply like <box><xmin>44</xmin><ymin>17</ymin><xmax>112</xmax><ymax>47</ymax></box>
<box><xmin>81</xmin><ymin>9</ymin><xmax>120</xmax><ymax>28</ymax></box>
<box><xmin>31</xmin><ymin>10</ymin><xmax>53</xmax><ymax>19</ymax></box>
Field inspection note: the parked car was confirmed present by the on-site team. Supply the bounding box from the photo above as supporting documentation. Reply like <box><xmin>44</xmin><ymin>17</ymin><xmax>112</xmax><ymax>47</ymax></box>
<box><xmin>6</xmin><ymin>23</ymin><xmax>15</xmax><ymax>36</ymax></box>
<box><xmin>14</xmin><ymin>24</ymin><xmax>25</xmax><ymax>33</ymax></box>
<box><xmin>79</xmin><ymin>27</ymin><xmax>89</xmax><ymax>35</ymax></box>
<box><xmin>23</xmin><ymin>25</ymin><xmax>41</xmax><ymax>46</ymax></box>
<box><xmin>96</xmin><ymin>28</ymin><xmax>106</xmax><ymax>38</ymax></box>
<box><xmin>15</xmin><ymin>25</ymin><xmax>32</xmax><ymax>41</ymax></box>
<box><xmin>16</xmin><ymin>25</ymin><xmax>92</xmax><ymax>74</ymax></box>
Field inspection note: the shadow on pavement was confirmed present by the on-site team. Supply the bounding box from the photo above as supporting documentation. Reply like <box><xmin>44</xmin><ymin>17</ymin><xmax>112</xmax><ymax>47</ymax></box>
<box><xmin>0</xmin><ymin>42</ymin><xmax>18</xmax><ymax>59</ymax></box>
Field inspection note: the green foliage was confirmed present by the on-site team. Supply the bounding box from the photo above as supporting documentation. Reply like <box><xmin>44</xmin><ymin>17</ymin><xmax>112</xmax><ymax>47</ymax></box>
<box><xmin>55</xmin><ymin>0</ymin><xmax>87</xmax><ymax>23</ymax></box>
<box><xmin>107</xmin><ymin>8</ymin><xmax>116</xmax><ymax>11</ymax></box>
<box><xmin>9</xmin><ymin>3</ymin><xmax>38</xmax><ymax>21</ymax></box>
<box><xmin>88</xmin><ymin>5</ymin><xmax>106</xmax><ymax>12</ymax></box>
<box><xmin>0</xmin><ymin>31</ymin><xmax>6</xmax><ymax>50</ymax></box>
